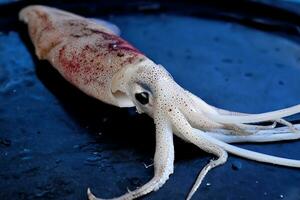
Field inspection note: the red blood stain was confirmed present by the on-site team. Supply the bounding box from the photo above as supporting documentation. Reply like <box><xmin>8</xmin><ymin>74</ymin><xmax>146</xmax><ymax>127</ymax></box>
<box><xmin>57</xmin><ymin>27</ymin><xmax>144</xmax><ymax>86</ymax></box>
<box><xmin>58</xmin><ymin>45</ymin><xmax>81</xmax><ymax>80</ymax></box>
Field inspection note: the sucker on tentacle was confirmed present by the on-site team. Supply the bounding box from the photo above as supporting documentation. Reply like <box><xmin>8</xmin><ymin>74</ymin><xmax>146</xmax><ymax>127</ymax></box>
<box><xmin>19</xmin><ymin>5</ymin><xmax>300</xmax><ymax>200</ymax></box>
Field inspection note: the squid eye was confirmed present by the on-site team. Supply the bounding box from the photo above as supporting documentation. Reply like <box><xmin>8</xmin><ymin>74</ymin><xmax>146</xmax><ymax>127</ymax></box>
<box><xmin>135</xmin><ymin>92</ymin><xmax>149</xmax><ymax>105</ymax></box>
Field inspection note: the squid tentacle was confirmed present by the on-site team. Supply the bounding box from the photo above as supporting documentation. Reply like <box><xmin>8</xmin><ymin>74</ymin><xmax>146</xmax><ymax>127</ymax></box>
<box><xmin>182</xmin><ymin>100</ymin><xmax>300</xmax><ymax>166</ymax></box>
<box><xmin>186</xmin><ymin>105</ymin><xmax>277</xmax><ymax>136</ymax></box>
<box><xmin>213</xmin><ymin>123</ymin><xmax>270</xmax><ymax>135</ymax></box>
<box><xmin>188</xmin><ymin>91</ymin><xmax>299</xmax><ymax>133</ymax></box>
<box><xmin>88</xmin><ymin>112</ymin><xmax>174</xmax><ymax>200</ymax></box>
<box><xmin>188</xmin><ymin>91</ymin><xmax>300</xmax><ymax>122</ymax></box>
<box><xmin>168</xmin><ymin>107</ymin><xmax>300</xmax><ymax>199</ymax></box>
<box><xmin>204</xmin><ymin>109</ymin><xmax>300</xmax><ymax>127</ymax></box>
<box><xmin>206</xmin><ymin>130</ymin><xmax>300</xmax><ymax>143</ymax></box>
<box><xmin>186</xmin><ymin>152</ymin><xmax>227</xmax><ymax>200</ymax></box>
<box><xmin>193</xmin><ymin>129</ymin><xmax>300</xmax><ymax>168</ymax></box>
<box><xmin>202</xmin><ymin>124</ymin><xmax>275</xmax><ymax>136</ymax></box>
<box><xmin>275</xmin><ymin>118</ymin><xmax>298</xmax><ymax>132</ymax></box>
<box><xmin>200</xmin><ymin>124</ymin><xmax>300</xmax><ymax>143</ymax></box>
<box><xmin>230</xmin><ymin>122</ymin><xmax>277</xmax><ymax>130</ymax></box>
<box><xmin>210</xmin><ymin>105</ymin><xmax>295</xmax><ymax>131</ymax></box>
<box><xmin>168</xmin><ymin>108</ymin><xmax>228</xmax><ymax>200</ymax></box>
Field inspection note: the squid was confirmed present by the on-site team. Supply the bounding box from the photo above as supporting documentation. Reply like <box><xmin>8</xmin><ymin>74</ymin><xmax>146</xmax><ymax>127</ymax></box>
<box><xmin>19</xmin><ymin>5</ymin><xmax>300</xmax><ymax>200</ymax></box>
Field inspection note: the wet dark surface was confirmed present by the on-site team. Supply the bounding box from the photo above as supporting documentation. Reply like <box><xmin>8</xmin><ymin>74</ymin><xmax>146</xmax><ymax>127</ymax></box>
<box><xmin>1</xmin><ymin>2</ymin><xmax>300</xmax><ymax>200</ymax></box>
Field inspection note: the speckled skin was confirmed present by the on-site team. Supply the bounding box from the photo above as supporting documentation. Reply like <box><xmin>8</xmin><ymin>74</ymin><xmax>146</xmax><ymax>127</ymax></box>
<box><xmin>19</xmin><ymin>5</ymin><xmax>145</xmax><ymax>106</ymax></box>
<box><xmin>19</xmin><ymin>5</ymin><xmax>300</xmax><ymax>200</ymax></box>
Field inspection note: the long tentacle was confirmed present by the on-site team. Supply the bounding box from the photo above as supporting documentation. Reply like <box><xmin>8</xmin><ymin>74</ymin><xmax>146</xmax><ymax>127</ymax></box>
<box><xmin>209</xmin><ymin>122</ymin><xmax>277</xmax><ymax>135</ymax></box>
<box><xmin>186</xmin><ymin>151</ymin><xmax>227</xmax><ymax>200</ymax></box>
<box><xmin>231</xmin><ymin>122</ymin><xmax>277</xmax><ymax>130</ymax></box>
<box><xmin>202</xmin><ymin>124</ymin><xmax>276</xmax><ymax>136</ymax></box>
<box><xmin>210</xmin><ymin>106</ymin><xmax>296</xmax><ymax>132</ymax></box>
<box><xmin>188</xmin><ymin>91</ymin><xmax>300</xmax><ymax>135</ymax></box>
<box><xmin>186</xmin><ymin>107</ymin><xmax>277</xmax><ymax>136</ymax></box>
<box><xmin>193</xmin><ymin>128</ymin><xmax>300</xmax><ymax>167</ymax></box>
<box><xmin>171</xmin><ymin>105</ymin><xmax>300</xmax><ymax>167</ymax></box>
<box><xmin>200</xmin><ymin>125</ymin><xmax>300</xmax><ymax>143</ymax></box>
<box><xmin>88</xmin><ymin>112</ymin><xmax>174</xmax><ymax>200</ymax></box>
<box><xmin>276</xmin><ymin>118</ymin><xmax>298</xmax><ymax>132</ymax></box>
<box><xmin>205</xmin><ymin>108</ymin><xmax>300</xmax><ymax>124</ymax></box>
<box><xmin>188</xmin><ymin>91</ymin><xmax>300</xmax><ymax>124</ymax></box>
<box><xmin>185</xmin><ymin>95</ymin><xmax>300</xmax><ymax>166</ymax></box>
<box><xmin>169</xmin><ymin>108</ymin><xmax>228</xmax><ymax>200</ymax></box>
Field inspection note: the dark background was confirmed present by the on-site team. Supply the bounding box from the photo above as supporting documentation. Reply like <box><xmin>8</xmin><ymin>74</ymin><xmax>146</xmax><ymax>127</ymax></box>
<box><xmin>1</xmin><ymin>0</ymin><xmax>300</xmax><ymax>199</ymax></box>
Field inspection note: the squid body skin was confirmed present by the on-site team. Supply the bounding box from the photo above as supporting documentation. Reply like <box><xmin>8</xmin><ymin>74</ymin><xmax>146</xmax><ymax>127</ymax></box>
<box><xmin>19</xmin><ymin>5</ymin><xmax>300</xmax><ymax>200</ymax></box>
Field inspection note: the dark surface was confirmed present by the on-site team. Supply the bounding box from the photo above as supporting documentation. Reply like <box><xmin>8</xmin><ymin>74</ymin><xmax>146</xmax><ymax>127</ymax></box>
<box><xmin>1</xmin><ymin>1</ymin><xmax>300</xmax><ymax>200</ymax></box>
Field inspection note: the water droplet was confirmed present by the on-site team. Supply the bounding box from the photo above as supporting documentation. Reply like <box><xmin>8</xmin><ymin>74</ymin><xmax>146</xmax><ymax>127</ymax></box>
<box><xmin>19</xmin><ymin>149</ymin><xmax>32</xmax><ymax>160</ymax></box>
<box><xmin>23</xmin><ymin>148</ymin><xmax>30</xmax><ymax>153</ymax></box>
<box><xmin>280</xmin><ymin>194</ymin><xmax>284</xmax><ymax>199</ymax></box>
<box><xmin>19</xmin><ymin>148</ymin><xmax>31</xmax><ymax>156</ymax></box>
<box><xmin>206</xmin><ymin>182</ymin><xmax>211</xmax><ymax>187</ymax></box>
<box><xmin>21</xmin><ymin>156</ymin><xmax>33</xmax><ymax>161</ymax></box>
<box><xmin>34</xmin><ymin>190</ymin><xmax>48</xmax><ymax>198</ymax></box>
<box><xmin>84</xmin><ymin>156</ymin><xmax>101</xmax><ymax>166</ymax></box>
<box><xmin>86</xmin><ymin>156</ymin><xmax>100</xmax><ymax>162</ymax></box>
